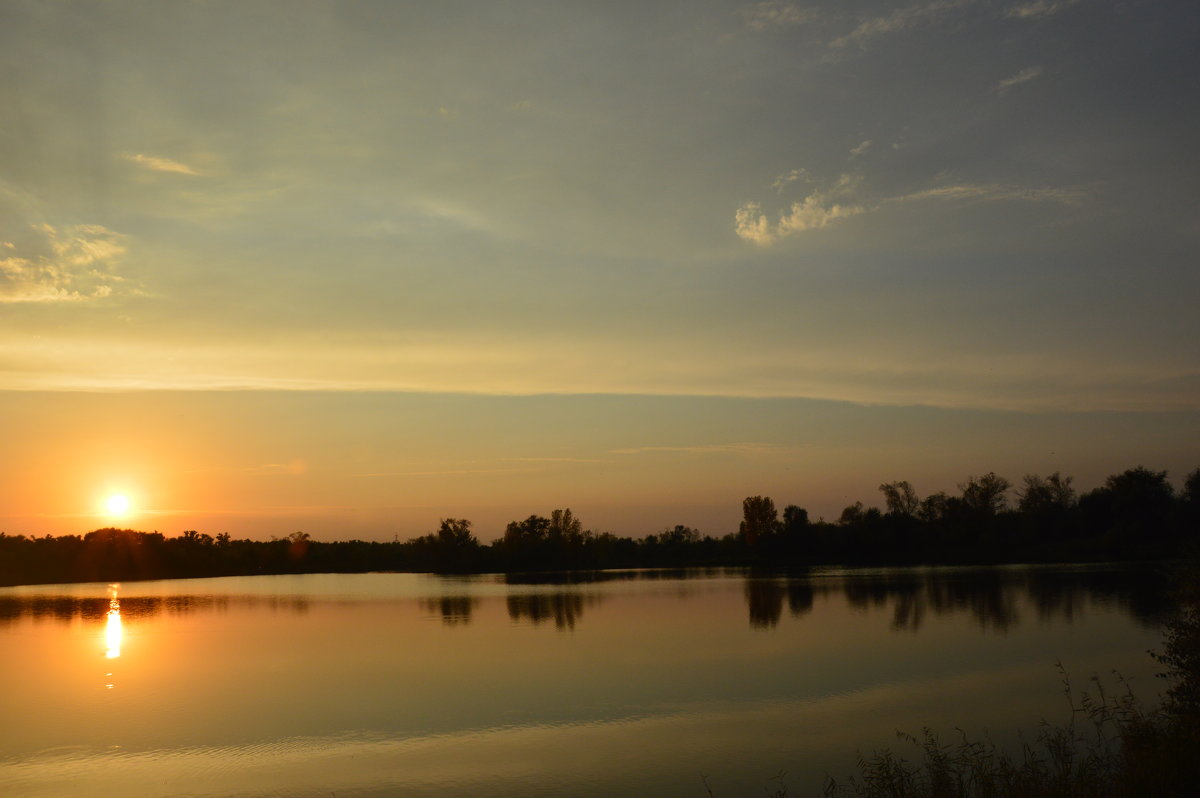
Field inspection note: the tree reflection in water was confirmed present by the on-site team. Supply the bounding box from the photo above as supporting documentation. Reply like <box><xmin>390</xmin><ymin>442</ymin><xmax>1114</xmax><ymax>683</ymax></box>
<box><xmin>0</xmin><ymin>593</ymin><xmax>311</xmax><ymax>625</ymax></box>
<box><xmin>743</xmin><ymin>565</ymin><xmax>1174</xmax><ymax>632</ymax></box>
<box><xmin>506</xmin><ymin>593</ymin><xmax>602</xmax><ymax>630</ymax></box>
<box><xmin>419</xmin><ymin>595</ymin><xmax>478</xmax><ymax>626</ymax></box>
<box><xmin>0</xmin><ymin>565</ymin><xmax>1173</xmax><ymax>637</ymax></box>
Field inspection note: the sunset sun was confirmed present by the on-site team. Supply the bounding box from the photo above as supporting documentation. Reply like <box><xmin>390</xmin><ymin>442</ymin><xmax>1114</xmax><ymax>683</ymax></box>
<box><xmin>104</xmin><ymin>493</ymin><xmax>131</xmax><ymax>518</ymax></box>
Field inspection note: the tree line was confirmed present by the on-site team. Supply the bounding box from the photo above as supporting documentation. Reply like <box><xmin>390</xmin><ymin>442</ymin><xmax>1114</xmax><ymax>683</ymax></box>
<box><xmin>1</xmin><ymin>465</ymin><xmax>1197</xmax><ymax>586</ymax></box>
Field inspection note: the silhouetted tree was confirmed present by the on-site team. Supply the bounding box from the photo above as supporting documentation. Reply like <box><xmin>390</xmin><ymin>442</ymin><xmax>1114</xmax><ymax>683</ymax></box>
<box><xmin>1078</xmin><ymin>466</ymin><xmax>1176</xmax><ymax>556</ymax></box>
<box><xmin>879</xmin><ymin>481</ymin><xmax>920</xmax><ymax>517</ymax></box>
<box><xmin>917</xmin><ymin>491</ymin><xmax>950</xmax><ymax>523</ymax></box>
<box><xmin>548</xmin><ymin>508</ymin><xmax>582</xmax><ymax>542</ymax></box>
<box><xmin>783</xmin><ymin>505</ymin><xmax>809</xmax><ymax>529</ymax></box>
<box><xmin>1018</xmin><ymin>472</ymin><xmax>1076</xmax><ymax>515</ymax></box>
<box><xmin>1184</xmin><ymin>468</ymin><xmax>1200</xmax><ymax>506</ymax></box>
<box><xmin>287</xmin><ymin>531</ymin><xmax>311</xmax><ymax>563</ymax></box>
<box><xmin>778</xmin><ymin>504</ymin><xmax>811</xmax><ymax>562</ymax></box>
<box><xmin>429</xmin><ymin>518</ymin><xmax>480</xmax><ymax>572</ymax></box>
<box><xmin>838</xmin><ymin>501</ymin><xmax>865</xmax><ymax>526</ymax></box>
<box><xmin>437</xmin><ymin>518</ymin><xmax>474</xmax><ymax>548</ymax></box>
<box><xmin>959</xmin><ymin>473</ymin><xmax>1011</xmax><ymax>515</ymax></box>
<box><xmin>1183</xmin><ymin>468</ymin><xmax>1200</xmax><ymax>535</ymax></box>
<box><xmin>740</xmin><ymin>496</ymin><xmax>778</xmax><ymax>548</ymax></box>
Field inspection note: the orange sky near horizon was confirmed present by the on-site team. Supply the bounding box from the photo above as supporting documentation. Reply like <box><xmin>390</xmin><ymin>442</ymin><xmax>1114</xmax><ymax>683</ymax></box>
<box><xmin>1</xmin><ymin>390</ymin><xmax>1195</xmax><ymax>543</ymax></box>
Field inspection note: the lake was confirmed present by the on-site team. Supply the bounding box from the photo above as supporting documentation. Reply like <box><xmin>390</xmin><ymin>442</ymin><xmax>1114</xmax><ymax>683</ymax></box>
<box><xmin>0</xmin><ymin>565</ymin><xmax>1174</xmax><ymax>798</ymax></box>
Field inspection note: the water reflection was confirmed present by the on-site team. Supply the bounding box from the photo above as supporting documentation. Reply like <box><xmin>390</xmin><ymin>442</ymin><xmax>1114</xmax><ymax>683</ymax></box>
<box><xmin>742</xmin><ymin>565</ymin><xmax>1173</xmax><ymax>631</ymax></box>
<box><xmin>0</xmin><ymin>565</ymin><xmax>1175</xmax><ymax>636</ymax></box>
<box><xmin>104</xmin><ymin>584</ymin><xmax>122</xmax><ymax>659</ymax></box>
<box><xmin>419</xmin><ymin>596</ymin><xmax>478</xmax><ymax>626</ymax></box>
<box><xmin>744</xmin><ymin>579</ymin><xmax>818</xmax><ymax>628</ymax></box>
<box><xmin>0</xmin><ymin>566</ymin><xmax>1175</xmax><ymax>798</ymax></box>
<box><xmin>506</xmin><ymin>593</ymin><xmax>599</xmax><ymax>630</ymax></box>
<box><xmin>0</xmin><ymin>594</ymin><xmax>313</xmax><ymax>625</ymax></box>
<box><xmin>502</xmin><ymin>567</ymin><xmax>725</xmax><ymax>585</ymax></box>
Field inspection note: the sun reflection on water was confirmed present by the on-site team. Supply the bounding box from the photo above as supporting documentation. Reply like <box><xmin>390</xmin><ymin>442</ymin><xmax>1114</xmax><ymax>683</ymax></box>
<box><xmin>104</xmin><ymin>584</ymin><xmax>122</xmax><ymax>661</ymax></box>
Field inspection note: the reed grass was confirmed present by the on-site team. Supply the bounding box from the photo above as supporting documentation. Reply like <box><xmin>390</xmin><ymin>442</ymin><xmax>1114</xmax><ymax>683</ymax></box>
<box><xmin>818</xmin><ymin>601</ymin><xmax>1200</xmax><ymax>798</ymax></box>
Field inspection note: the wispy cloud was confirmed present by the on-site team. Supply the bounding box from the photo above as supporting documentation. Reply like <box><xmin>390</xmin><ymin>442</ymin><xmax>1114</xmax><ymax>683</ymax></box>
<box><xmin>122</xmin><ymin>152</ymin><xmax>200</xmax><ymax>176</ymax></box>
<box><xmin>182</xmin><ymin>461</ymin><xmax>309</xmax><ymax>476</ymax></box>
<box><xmin>850</xmin><ymin>140</ymin><xmax>872</xmax><ymax>158</ymax></box>
<box><xmin>4</xmin><ymin>331</ymin><xmax>1196</xmax><ymax>412</ymax></box>
<box><xmin>0</xmin><ymin>223</ymin><xmax>127</xmax><ymax>303</ymax></box>
<box><xmin>738</xmin><ymin>169</ymin><xmax>1086</xmax><ymax>245</ymax></box>
<box><xmin>743</xmin><ymin>2</ymin><xmax>816</xmax><ymax>31</ymax></box>
<box><xmin>610</xmin><ymin>443</ymin><xmax>779</xmax><ymax>456</ymax></box>
<box><xmin>356</xmin><ymin>467</ymin><xmax>537</xmax><ymax>477</ymax></box>
<box><xmin>771</xmin><ymin>168</ymin><xmax>807</xmax><ymax>193</ymax></box>
<box><xmin>830</xmin><ymin>0</ymin><xmax>969</xmax><ymax>49</ymax></box>
<box><xmin>503</xmin><ymin>456</ymin><xmax>613</xmax><ymax>464</ymax></box>
<box><xmin>1006</xmin><ymin>0</ymin><xmax>1081</xmax><ymax>20</ymax></box>
<box><xmin>243</xmin><ymin>460</ymin><xmax>308</xmax><ymax>475</ymax></box>
<box><xmin>996</xmin><ymin>66</ymin><xmax>1043</xmax><ymax>93</ymax></box>
<box><xmin>892</xmin><ymin>182</ymin><xmax>1085</xmax><ymax>204</ymax></box>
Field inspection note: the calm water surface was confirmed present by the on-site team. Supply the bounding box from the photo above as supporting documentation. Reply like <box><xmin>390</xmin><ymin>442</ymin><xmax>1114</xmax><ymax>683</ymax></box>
<box><xmin>0</xmin><ymin>565</ymin><xmax>1173</xmax><ymax>797</ymax></box>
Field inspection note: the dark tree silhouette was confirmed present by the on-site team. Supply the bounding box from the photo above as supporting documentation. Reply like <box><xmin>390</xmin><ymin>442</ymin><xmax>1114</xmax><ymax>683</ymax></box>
<box><xmin>1018</xmin><ymin>472</ymin><xmax>1076</xmax><ymax>515</ymax></box>
<box><xmin>959</xmin><ymin>472</ymin><xmax>1011</xmax><ymax>515</ymax></box>
<box><xmin>879</xmin><ymin>481</ymin><xmax>920</xmax><ymax>517</ymax></box>
<box><xmin>740</xmin><ymin>496</ymin><xmax>778</xmax><ymax>548</ymax></box>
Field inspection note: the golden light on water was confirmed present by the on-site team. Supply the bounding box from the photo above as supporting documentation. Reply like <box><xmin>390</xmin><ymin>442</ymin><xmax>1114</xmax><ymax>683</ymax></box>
<box><xmin>105</xmin><ymin>586</ymin><xmax>122</xmax><ymax>660</ymax></box>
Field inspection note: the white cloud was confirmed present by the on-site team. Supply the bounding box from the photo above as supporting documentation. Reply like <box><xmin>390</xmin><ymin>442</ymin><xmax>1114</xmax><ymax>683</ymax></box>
<box><xmin>738</xmin><ymin>174</ymin><xmax>865</xmax><ymax>245</ymax></box>
<box><xmin>734</xmin><ymin>202</ymin><xmax>776</xmax><ymax>245</ymax></box>
<box><xmin>778</xmin><ymin>193</ymin><xmax>864</xmax><ymax>234</ymax></box>
<box><xmin>736</xmin><ymin>195</ymin><xmax>863</xmax><ymax>245</ymax></box>
<box><xmin>850</xmin><ymin>140</ymin><xmax>872</xmax><ymax>157</ymax></box>
<box><xmin>830</xmin><ymin>0</ymin><xmax>969</xmax><ymax>49</ymax></box>
<box><xmin>0</xmin><ymin>223</ymin><xmax>128</xmax><ymax>303</ymax></box>
<box><xmin>1006</xmin><ymin>0</ymin><xmax>1081</xmax><ymax>20</ymax></box>
<box><xmin>996</xmin><ymin>66</ymin><xmax>1043</xmax><ymax>93</ymax></box>
<box><xmin>744</xmin><ymin>2</ymin><xmax>816</xmax><ymax>31</ymax></box>
<box><xmin>123</xmin><ymin>153</ymin><xmax>200</xmax><ymax>176</ymax></box>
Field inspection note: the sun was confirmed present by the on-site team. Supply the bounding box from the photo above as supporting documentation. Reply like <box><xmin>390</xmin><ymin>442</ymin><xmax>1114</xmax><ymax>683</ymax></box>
<box><xmin>104</xmin><ymin>494</ymin><xmax>132</xmax><ymax>518</ymax></box>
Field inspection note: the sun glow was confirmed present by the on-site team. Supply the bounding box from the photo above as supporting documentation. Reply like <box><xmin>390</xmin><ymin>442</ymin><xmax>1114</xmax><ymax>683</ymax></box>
<box><xmin>104</xmin><ymin>493</ymin><xmax>131</xmax><ymax>518</ymax></box>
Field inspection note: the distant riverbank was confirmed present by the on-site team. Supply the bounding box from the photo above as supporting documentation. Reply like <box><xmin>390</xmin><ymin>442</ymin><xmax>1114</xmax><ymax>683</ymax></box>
<box><xmin>3</xmin><ymin>464</ymin><xmax>1195</xmax><ymax>587</ymax></box>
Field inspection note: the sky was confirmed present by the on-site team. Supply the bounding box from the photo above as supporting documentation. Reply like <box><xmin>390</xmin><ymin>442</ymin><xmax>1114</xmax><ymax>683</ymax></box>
<box><xmin>1</xmin><ymin>0</ymin><xmax>1197</xmax><ymax>541</ymax></box>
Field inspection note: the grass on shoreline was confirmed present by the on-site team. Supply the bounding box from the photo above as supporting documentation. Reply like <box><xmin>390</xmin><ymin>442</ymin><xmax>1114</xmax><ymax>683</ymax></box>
<box><xmin>809</xmin><ymin>591</ymin><xmax>1200</xmax><ymax>798</ymax></box>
